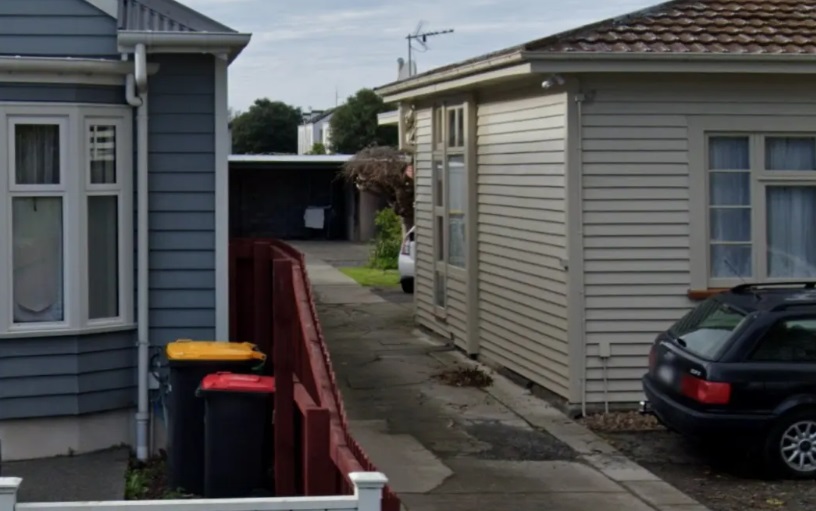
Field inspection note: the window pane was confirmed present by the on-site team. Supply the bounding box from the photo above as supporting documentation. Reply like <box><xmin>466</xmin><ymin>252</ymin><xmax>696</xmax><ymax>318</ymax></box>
<box><xmin>447</xmin><ymin>108</ymin><xmax>457</xmax><ymax>148</ymax></box>
<box><xmin>767</xmin><ymin>186</ymin><xmax>816</xmax><ymax>278</ymax></box>
<box><xmin>90</xmin><ymin>125</ymin><xmax>117</xmax><ymax>184</ymax></box>
<box><xmin>434</xmin><ymin>271</ymin><xmax>446</xmax><ymax>308</ymax></box>
<box><xmin>710</xmin><ymin>244</ymin><xmax>752</xmax><ymax>278</ymax></box>
<box><xmin>447</xmin><ymin>155</ymin><xmax>466</xmax><ymax>268</ymax></box>
<box><xmin>15</xmin><ymin>124</ymin><xmax>60</xmax><ymax>185</ymax></box>
<box><xmin>709</xmin><ymin>172</ymin><xmax>750</xmax><ymax>206</ymax></box>
<box><xmin>766</xmin><ymin>137</ymin><xmax>816</xmax><ymax>171</ymax></box>
<box><xmin>433</xmin><ymin>160</ymin><xmax>443</xmax><ymax>207</ymax></box>
<box><xmin>434</xmin><ymin>108</ymin><xmax>444</xmax><ymax>147</ymax></box>
<box><xmin>709</xmin><ymin>136</ymin><xmax>749</xmax><ymax>170</ymax></box>
<box><xmin>12</xmin><ymin>197</ymin><xmax>63</xmax><ymax>323</ymax></box>
<box><xmin>88</xmin><ymin>196</ymin><xmax>119</xmax><ymax>319</ymax></box>
<box><xmin>752</xmin><ymin>319</ymin><xmax>816</xmax><ymax>362</ymax></box>
<box><xmin>710</xmin><ymin>208</ymin><xmax>751</xmax><ymax>242</ymax></box>
<box><xmin>668</xmin><ymin>298</ymin><xmax>746</xmax><ymax>360</ymax></box>
<box><xmin>436</xmin><ymin>216</ymin><xmax>444</xmax><ymax>261</ymax></box>
<box><xmin>456</xmin><ymin>107</ymin><xmax>465</xmax><ymax>147</ymax></box>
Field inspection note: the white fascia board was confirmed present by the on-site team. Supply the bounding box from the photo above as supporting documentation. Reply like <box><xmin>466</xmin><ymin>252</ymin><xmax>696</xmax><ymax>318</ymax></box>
<box><xmin>381</xmin><ymin>63</ymin><xmax>534</xmax><ymax>103</ymax></box>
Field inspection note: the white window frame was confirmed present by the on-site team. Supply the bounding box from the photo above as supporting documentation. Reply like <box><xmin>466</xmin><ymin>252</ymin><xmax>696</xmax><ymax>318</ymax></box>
<box><xmin>690</xmin><ymin>116</ymin><xmax>816</xmax><ymax>291</ymax></box>
<box><xmin>0</xmin><ymin>103</ymin><xmax>134</xmax><ymax>337</ymax></box>
<box><xmin>431</xmin><ymin>99</ymin><xmax>471</xmax><ymax>316</ymax></box>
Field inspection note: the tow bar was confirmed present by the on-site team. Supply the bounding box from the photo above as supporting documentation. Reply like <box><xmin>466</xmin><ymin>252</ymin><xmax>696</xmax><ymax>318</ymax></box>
<box><xmin>639</xmin><ymin>400</ymin><xmax>652</xmax><ymax>416</ymax></box>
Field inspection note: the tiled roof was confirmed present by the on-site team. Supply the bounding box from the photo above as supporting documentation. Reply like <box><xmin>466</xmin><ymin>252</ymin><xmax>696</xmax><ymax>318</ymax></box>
<box><xmin>378</xmin><ymin>0</ymin><xmax>816</xmax><ymax>91</ymax></box>
<box><xmin>528</xmin><ymin>0</ymin><xmax>816</xmax><ymax>55</ymax></box>
<box><xmin>118</xmin><ymin>0</ymin><xmax>235</xmax><ymax>33</ymax></box>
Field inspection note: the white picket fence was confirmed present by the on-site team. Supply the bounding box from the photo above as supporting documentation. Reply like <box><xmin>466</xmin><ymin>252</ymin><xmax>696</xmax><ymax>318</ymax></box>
<box><xmin>0</xmin><ymin>473</ymin><xmax>388</xmax><ymax>511</ymax></box>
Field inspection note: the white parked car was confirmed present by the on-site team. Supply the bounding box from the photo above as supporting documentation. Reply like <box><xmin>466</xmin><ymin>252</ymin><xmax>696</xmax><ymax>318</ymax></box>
<box><xmin>398</xmin><ymin>227</ymin><xmax>415</xmax><ymax>293</ymax></box>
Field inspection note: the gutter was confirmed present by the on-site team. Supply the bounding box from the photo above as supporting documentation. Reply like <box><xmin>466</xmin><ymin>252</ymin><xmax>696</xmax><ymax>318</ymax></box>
<box><xmin>118</xmin><ymin>31</ymin><xmax>252</xmax><ymax>61</ymax></box>
<box><xmin>0</xmin><ymin>56</ymin><xmax>157</xmax><ymax>75</ymax></box>
<box><xmin>377</xmin><ymin>48</ymin><xmax>816</xmax><ymax>101</ymax></box>
<box><xmin>375</xmin><ymin>50</ymin><xmax>524</xmax><ymax>98</ymax></box>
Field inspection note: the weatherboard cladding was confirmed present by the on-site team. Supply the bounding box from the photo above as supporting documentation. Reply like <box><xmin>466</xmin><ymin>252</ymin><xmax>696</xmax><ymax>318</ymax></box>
<box><xmin>146</xmin><ymin>54</ymin><xmax>217</xmax><ymax>346</ymax></box>
<box><xmin>0</xmin><ymin>332</ymin><xmax>136</xmax><ymax>420</ymax></box>
<box><xmin>0</xmin><ymin>0</ymin><xmax>118</xmax><ymax>57</ymax></box>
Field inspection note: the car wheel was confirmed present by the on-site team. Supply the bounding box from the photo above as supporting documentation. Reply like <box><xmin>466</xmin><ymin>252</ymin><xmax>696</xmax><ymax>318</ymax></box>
<box><xmin>401</xmin><ymin>278</ymin><xmax>414</xmax><ymax>294</ymax></box>
<box><xmin>765</xmin><ymin>410</ymin><xmax>816</xmax><ymax>479</ymax></box>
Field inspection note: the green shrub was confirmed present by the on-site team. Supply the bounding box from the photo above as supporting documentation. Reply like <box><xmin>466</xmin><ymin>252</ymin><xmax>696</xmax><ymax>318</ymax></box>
<box><xmin>369</xmin><ymin>208</ymin><xmax>402</xmax><ymax>270</ymax></box>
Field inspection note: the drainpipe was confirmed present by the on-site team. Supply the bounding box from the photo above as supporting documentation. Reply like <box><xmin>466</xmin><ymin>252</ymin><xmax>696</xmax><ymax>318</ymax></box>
<box><xmin>125</xmin><ymin>43</ymin><xmax>150</xmax><ymax>461</ymax></box>
<box><xmin>575</xmin><ymin>89</ymin><xmax>589</xmax><ymax>418</ymax></box>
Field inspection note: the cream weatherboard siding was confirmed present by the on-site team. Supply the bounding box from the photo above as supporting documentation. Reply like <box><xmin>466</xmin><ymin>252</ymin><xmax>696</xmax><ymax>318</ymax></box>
<box><xmin>413</xmin><ymin>107</ymin><xmax>448</xmax><ymax>338</ymax></box>
<box><xmin>476</xmin><ymin>88</ymin><xmax>570</xmax><ymax>399</ymax></box>
<box><xmin>578</xmin><ymin>75</ymin><xmax>816</xmax><ymax>404</ymax></box>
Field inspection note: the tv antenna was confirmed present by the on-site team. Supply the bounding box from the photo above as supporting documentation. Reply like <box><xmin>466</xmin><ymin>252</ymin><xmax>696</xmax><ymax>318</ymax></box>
<box><xmin>407</xmin><ymin>21</ymin><xmax>454</xmax><ymax>77</ymax></box>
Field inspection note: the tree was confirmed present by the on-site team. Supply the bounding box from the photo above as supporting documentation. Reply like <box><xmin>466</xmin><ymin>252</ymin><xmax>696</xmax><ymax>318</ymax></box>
<box><xmin>231</xmin><ymin>99</ymin><xmax>301</xmax><ymax>154</ymax></box>
<box><xmin>329</xmin><ymin>89</ymin><xmax>397</xmax><ymax>154</ymax></box>
<box><xmin>307</xmin><ymin>142</ymin><xmax>327</xmax><ymax>155</ymax></box>
<box><xmin>341</xmin><ymin>146</ymin><xmax>413</xmax><ymax>230</ymax></box>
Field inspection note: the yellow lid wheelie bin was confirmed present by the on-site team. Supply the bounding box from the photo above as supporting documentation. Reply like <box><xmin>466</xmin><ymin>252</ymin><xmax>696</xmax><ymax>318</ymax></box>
<box><xmin>165</xmin><ymin>340</ymin><xmax>266</xmax><ymax>495</ymax></box>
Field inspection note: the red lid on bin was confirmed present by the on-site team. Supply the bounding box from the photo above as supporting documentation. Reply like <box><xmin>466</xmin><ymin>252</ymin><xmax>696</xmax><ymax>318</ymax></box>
<box><xmin>201</xmin><ymin>372</ymin><xmax>276</xmax><ymax>393</ymax></box>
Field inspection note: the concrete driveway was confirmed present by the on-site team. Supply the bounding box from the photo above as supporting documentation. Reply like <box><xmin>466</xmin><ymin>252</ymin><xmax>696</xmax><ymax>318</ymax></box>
<box><xmin>299</xmin><ymin>245</ymin><xmax>710</xmax><ymax>511</ymax></box>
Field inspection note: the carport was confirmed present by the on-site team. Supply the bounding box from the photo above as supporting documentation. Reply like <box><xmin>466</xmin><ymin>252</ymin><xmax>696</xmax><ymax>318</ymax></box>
<box><xmin>229</xmin><ymin>155</ymin><xmax>386</xmax><ymax>241</ymax></box>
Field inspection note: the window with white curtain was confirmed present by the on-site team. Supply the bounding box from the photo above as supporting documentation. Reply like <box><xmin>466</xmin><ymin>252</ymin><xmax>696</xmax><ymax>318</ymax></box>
<box><xmin>0</xmin><ymin>106</ymin><xmax>132</xmax><ymax>335</ymax></box>
<box><xmin>707</xmin><ymin>134</ymin><xmax>816</xmax><ymax>286</ymax></box>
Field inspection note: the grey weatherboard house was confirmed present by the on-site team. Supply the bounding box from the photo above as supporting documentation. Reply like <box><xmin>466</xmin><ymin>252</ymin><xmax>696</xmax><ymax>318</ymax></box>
<box><xmin>0</xmin><ymin>0</ymin><xmax>249</xmax><ymax>461</ymax></box>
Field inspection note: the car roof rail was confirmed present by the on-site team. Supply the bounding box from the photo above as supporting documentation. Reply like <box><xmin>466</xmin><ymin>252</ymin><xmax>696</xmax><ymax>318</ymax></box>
<box><xmin>731</xmin><ymin>282</ymin><xmax>816</xmax><ymax>293</ymax></box>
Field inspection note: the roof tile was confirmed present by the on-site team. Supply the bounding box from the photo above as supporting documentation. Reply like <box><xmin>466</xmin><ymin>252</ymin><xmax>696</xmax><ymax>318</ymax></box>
<box><xmin>529</xmin><ymin>0</ymin><xmax>816</xmax><ymax>54</ymax></box>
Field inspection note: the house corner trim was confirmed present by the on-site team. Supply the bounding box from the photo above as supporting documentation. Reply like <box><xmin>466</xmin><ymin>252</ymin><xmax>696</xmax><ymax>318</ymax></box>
<box><xmin>564</xmin><ymin>82</ymin><xmax>587</xmax><ymax>410</ymax></box>
<box><xmin>214</xmin><ymin>56</ymin><xmax>230</xmax><ymax>340</ymax></box>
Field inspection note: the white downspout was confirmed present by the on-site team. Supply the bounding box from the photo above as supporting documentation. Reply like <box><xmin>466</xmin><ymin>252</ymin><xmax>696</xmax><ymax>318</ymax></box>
<box><xmin>126</xmin><ymin>43</ymin><xmax>150</xmax><ymax>461</ymax></box>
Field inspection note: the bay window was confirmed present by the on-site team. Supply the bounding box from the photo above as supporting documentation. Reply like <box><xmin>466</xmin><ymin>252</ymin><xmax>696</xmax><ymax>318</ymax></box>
<box><xmin>431</xmin><ymin>100</ymin><xmax>471</xmax><ymax>312</ymax></box>
<box><xmin>705</xmin><ymin>131</ymin><xmax>816</xmax><ymax>288</ymax></box>
<box><xmin>0</xmin><ymin>105</ymin><xmax>132</xmax><ymax>336</ymax></box>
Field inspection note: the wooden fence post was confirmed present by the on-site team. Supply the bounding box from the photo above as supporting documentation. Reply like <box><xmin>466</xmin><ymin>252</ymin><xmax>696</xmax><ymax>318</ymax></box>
<box><xmin>0</xmin><ymin>478</ymin><xmax>20</xmax><ymax>511</ymax></box>
<box><xmin>272</xmin><ymin>258</ymin><xmax>296</xmax><ymax>497</ymax></box>
<box><xmin>253</xmin><ymin>242</ymin><xmax>272</xmax><ymax>346</ymax></box>
<box><xmin>350</xmin><ymin>473</ymin><xmax>388</xmax><ymax>511</ymax></box>
<box><xmin>303</xmin><ymin>407</ymin><xmax>331</xmax><ymax>496</ymax></box>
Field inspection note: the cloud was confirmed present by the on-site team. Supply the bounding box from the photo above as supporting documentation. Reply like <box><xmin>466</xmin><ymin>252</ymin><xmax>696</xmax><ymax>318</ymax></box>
<box><xmin>179</xmin><ymin>0</ymin><xmax>656</xmax><ymax>111</ymax></box>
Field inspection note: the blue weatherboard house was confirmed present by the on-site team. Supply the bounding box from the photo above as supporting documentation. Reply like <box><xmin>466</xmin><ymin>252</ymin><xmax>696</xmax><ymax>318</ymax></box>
<box><xmin>0</xmin><ymin>0</ymin><xmax>250</xmax><ymax>461</ymax></box>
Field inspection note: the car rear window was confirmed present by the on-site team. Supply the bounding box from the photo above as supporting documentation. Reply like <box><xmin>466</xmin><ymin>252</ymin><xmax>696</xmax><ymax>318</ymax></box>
<box><xmin>668</xmin><ymin>298</ymin><xmax>747</xmax><ymax>359</ymax></box>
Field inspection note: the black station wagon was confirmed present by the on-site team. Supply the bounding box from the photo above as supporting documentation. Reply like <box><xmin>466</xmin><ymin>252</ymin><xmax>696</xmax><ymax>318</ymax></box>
<box><xmin>642</xmin><ymin>282</ymin><xmax>816</xmax><ymax>478</ymax></box>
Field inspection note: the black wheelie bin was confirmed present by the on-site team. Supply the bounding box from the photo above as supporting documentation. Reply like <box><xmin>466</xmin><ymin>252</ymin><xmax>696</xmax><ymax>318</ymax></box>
<box><xmin>165</xmin><ymin>340</ymin><xmax>266</xmax><ymax>495</ymax></box>
<box><xmin>197</xmin><ymin>372</ymin><xmax>276</xmax><ymax>498</ymax></box>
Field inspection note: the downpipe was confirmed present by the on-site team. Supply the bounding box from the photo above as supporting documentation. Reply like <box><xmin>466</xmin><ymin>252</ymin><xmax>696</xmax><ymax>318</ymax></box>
<box><xmin>126</xmin><ymin>43</ymin><xmax>151</xmax><ymax>462</ymax></box>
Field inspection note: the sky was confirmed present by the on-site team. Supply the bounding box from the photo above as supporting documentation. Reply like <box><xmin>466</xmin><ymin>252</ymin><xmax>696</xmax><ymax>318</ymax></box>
<box><xmin>182</xmin><ymin>0</ymin><xmax>657</xmax><ymax>113</ymax></box>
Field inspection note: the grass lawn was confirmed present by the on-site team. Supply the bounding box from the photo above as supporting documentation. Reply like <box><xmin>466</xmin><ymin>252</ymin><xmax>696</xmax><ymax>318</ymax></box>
<box><xmin>339</xmin><ymin>266</ymin><xmax>400</xmax><ymax>288</ymax></box>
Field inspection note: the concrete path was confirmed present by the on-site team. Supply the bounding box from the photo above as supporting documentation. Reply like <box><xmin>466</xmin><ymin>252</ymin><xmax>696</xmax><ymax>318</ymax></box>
<box><xmin>3</xmin><ymin>447</ymin><xmax>129</xmax><ymax>502</ymax></box>
<box><xmin>301</xmin><ymin>246</ymin><xmax>710</xmax><ymax>511</ymax></box>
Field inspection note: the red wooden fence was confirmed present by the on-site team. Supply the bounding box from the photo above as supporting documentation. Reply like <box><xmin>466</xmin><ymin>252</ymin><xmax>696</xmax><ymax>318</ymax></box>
<box><xmin>229</xmin><ymin>238</ymin><xmax>401</xmax><ymax>511</ymax></box>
